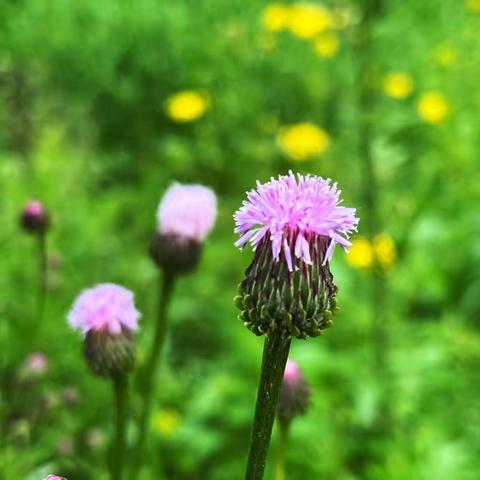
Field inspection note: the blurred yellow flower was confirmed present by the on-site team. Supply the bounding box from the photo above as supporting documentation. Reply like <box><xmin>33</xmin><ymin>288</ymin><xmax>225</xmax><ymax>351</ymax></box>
<box><xmin>383</xmin><ymin>72</ymin><xmax>413</xmax><ymax>99</ymax></box>
<box><xmin>417</xmin><ymin>91</ymin><xmax>450</xmax><ymax>124</ymax></box>
<box><xmin>152</xmin><ymin>409</ymin><xmax>181</xmax><ymax>437</ymax></box>
<box><xmin>435</xmin><ymin>44</ymin><xmax>456</xmax><ymax>67</ymax></box>
<box><xmin>373</xmin><ymin>233</ymin><xmax>396</xmax><ymax>269</ymax></box>
<box><xmin>262</xmin><ymin>4</ymin><xmax>291</xmax><ymax>31</ymax></box>
<box><xmin>278</xmin><ymin>123</ymin><xmax>330</xmax><ymax>161</ymax></box>
<box><xmin>166</xmin><ymin>90</ymin><xmax>209</xmax><ymax>123</ymax></box>
<box><xmin>288</xmin><ymin>3</ymin><xmax>334</xmax><ymax>39</ymax></box>
<box><xmin>466</xmin><ymin>0</ymin><xmax>480</xmax><ymax>11</ymax></box>
<box><xmin>346</xmin><ymin>237</ymin><xmax>374</xmax><ymax>269</ymax></box>
<box><xmin>313</xmin><ymin>32</ymin><xmax>340</xmax><ymax>57</ymax></box>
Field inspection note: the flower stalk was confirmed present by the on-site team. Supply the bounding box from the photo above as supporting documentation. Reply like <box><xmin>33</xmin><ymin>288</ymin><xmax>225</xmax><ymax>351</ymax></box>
<box><xmin>246</xmin><ymin>332</ymin><xmax>291</xmax><ymax>480</ymax></box>
<box><xmin>275</xmin><ymin>421</ymin><xmax>289</xmax><ymax>480</ymax></box>
<box><xmin>112</xmin><ymin>375</ymin><xmax>128</xmax><ymax>480</ymax></box>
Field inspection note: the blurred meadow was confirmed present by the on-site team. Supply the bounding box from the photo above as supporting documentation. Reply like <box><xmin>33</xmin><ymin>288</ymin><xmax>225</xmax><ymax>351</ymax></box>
<box><xmin>1</xmin><ymin>0</ymin><xmax>480</xmax><ymax>479</ymax></box>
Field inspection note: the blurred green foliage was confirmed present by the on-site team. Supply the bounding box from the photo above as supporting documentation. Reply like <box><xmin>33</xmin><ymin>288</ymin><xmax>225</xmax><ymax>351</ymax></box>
<box><xmin>1</xmin><ymin>0</ymin><xmax>480</xmax><ymax>479</ymax></box>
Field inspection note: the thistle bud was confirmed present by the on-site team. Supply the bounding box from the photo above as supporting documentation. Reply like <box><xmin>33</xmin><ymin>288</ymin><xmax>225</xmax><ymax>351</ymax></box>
<box><xmin>20</xmin><ymin>200</ymin><xmax>50</xmax><ymax>234</ymax></box>
<box><xmin>68</xmin><ymin>283</ymin><xmax>141</xmax><ymax>380</ymax></box>
<box><xmin>234</xmin><ymin>172</ymin><xmax>359</xmax><ymax>339</ymax></box>
<box><xmin>150</xmin><ymin>183</ymin><xmax>217</xmax><ymax>275</ymax></box>
<box><xmin>278</xmin><ymin>359</ymin><xmax>310</xmax><ymax>423</ymax></box>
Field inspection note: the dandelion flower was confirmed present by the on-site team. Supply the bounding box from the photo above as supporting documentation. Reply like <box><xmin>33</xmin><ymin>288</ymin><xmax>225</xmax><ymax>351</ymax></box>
<box><xmin>466</xmin><ymin>0</ymin><xmax>480</xmax><ymax>11</ymax></box>
<box><xmin>278</xmin><ymin>123</ymin><xmax>330</xmax><ymax>161</ymax></box>
<box><xmin>417</xmin><ymin>91</ymin><xmax>450</xmax><ymax>124</ymax></box>
<box><xmin>152</xmin><ymin>409</ymin><xmax>181</xmax><ymax>437</ymax></box>
<box><xmin>373</xmin><ymin>233</ymin><xmax>396</xmax><ymax>269</ymax></box>
<box><xmin>166</xmin><ymin>90</ymin><xmax>209</xmax><ymax>123</ymax></box>
<box><xmin>288</xmin><ymin>3</ymin><xmax>334</xmax><ymax>39</ymax></box>
<box><xmin>313</xmin><ymin>32</ymin><xmax>340</xmax><ymax>57</ymax></box>
<box><xmin>262</xmin><ymin>3</ymin><xmax>291</xmax><ymax>32</ymax></box>
<box><xmin>383</xmin><ymin>72</ymin><xmax>414</xmax><ymax>99</ymax></box>
<box><xmin>346</xmin><ymin>237</ymin><xmax>374</xmax><ymax>269</ymax></box>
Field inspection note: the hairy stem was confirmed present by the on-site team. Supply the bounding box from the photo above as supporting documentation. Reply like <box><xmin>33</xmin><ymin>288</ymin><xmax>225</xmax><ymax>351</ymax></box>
<box><xmin>112</xmin><ymin>376</ymin><xmax>128</xmax><ymax>480</ymax></box>
<box><xmin>245</xmin><ymin>332</ymin><xmax>291</xmax><ymax>480</ymax></box>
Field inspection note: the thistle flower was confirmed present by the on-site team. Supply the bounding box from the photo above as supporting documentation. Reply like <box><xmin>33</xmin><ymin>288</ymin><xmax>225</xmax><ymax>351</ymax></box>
<box><xmin>234</xmin><ymin>171</ymin><xmax>358</xmax><ymax>338</ymax></box>
<box><xmin>68</xmin><ymin>283</ymin><xmax>141</xmax><ymax>379</ymax></box>
<box><xmin>278</xmin><ymin>359</ymin><xmax>310</xmax><ymax>423</ymax></box>
<box><xmin>150</xmin><ymin>183</ymin><xmax>217</xmax><ymax>275</ymax></box>
<box><xmin>20</xmin><ymin>200</ymin><xmax>50</xmax><ymax>234</ymax></box>
<box><xmin>44</xmin><ymin>476</ymin><xmax>67</xmax><ymax>480</ymax></box>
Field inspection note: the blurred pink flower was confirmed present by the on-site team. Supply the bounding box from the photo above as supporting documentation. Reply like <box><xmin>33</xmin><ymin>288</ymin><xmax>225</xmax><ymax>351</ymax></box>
<box><xmin>44</xmin><ymin>476</ymin><xmax>66</xmax><ymax>480</ymax></box>
<box><xmin>68</xmin><ymin>283</ymin><xmax>141</xmax><ymax>335</ymax></box>
<box><xmin>157</xmin><ymin>183</ymin><xmax>217</xmax><ymax>242</ymax></box>
<box><xmin>234</xmin><ymin>171</ymin><xmax>358</xmax><ymax>270</ymax></box>
<box><xmin>24</xmin><ymin>200</ymin><xmax>44</xmax><ymax>216</ymax></box>
<box><xmin>24</xmin><ymin>352</ymin><xmax>48</xmax><ymax>376</ymax></box>
<box><xmin>283</xmin><ymin>359</ymin><xmax>301</xmax><ymax>383</ymax></box>
<box><xmin>20</xmin><ymin>199</ymin><xmax>50</xmax><ymax>234</ymax></box>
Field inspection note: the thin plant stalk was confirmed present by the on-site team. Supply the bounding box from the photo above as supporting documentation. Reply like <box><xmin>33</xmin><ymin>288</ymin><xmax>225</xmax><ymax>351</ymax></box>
<box><xmin>275</xmin><ymin>421</ymin><xmax>290</xmax><ymax>480</ymax></box>
<box><xmin>133</xmin><ymin>271</ymin><xmax>175</xmax><ymax>473</ymax></box>
<box><xmin>37</xmin><ymin>231</ymin><xmax>47</xmax><ymax>323</ymax></box>
<box><xmin>246</xmin><ymin>331</ymin><xmax>291</xmax><ymax>480</ymax></box>
<box><xmin>112</xmin><ymin>376</ymin><xmax>128</xmax><ymax>480</ymax></box>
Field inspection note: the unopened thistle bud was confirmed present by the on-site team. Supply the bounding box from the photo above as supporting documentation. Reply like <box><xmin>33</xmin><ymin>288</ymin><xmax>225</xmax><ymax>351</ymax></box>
<box><xmin>149</xmin><ymin>183</ymin><xmax>217</xmax><ymax>275</ymax></box>
<box><xmin>68</xmin><ymin>284</ymin><xmax>141</xmax><ymax>379</ymax></box>
<box><xmin>278</xmin><ymin>359</ymin><xmax>310</xmax><ymax>423</ymax></box>
<box><xmin>20</xmin><ymin>200</ymin><xmax>50</xmax><ymax>234</ymax></box>
<box><xmin>234</xmin><ymin>172</ymin><xmax>359</xmax><ymax>338</ymax></box>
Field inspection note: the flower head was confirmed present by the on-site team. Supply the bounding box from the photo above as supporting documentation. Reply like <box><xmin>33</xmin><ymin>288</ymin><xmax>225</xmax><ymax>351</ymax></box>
<box><xmin>235</xmin><ymin>172</ymin><xmax>358</xmax><ymax>270</ymax></box>
<box><xmin>383</xmin><ymin>72</ymin><xmax>414</xmax><ymax>99</ymax></box>
<box><xmin>346</xmin><ymin>237</ymin><xmax>374</xmax><ymax>269</ymax></box>
<box><xmin>278</xmin><ymin>123</ymin><xmax>330</xmax><ymax>161</ymax></box>
<box><xmin>68</xmin><ymin>283</ymin><xmax>140</xmax><ymax>336</ymax></box>
<box><xmin>44</xmin><ymin>476</ymin><xmax>66</xmax><ymax>480</ymax></box>
<box><xmin>417</xmin><ymin>91</ymin><xmax>450</xmax><ymax>124</ymax></box>
<box><xmin>20</xmin><ymin>200</ymin><xmax>50</xmax><ymax>234</ymax></box>
<box><xmin>278</xmin><ymin>359</ymin><xmax>310</xmax><ymax>422</ymax></box>
<box><xmin>157</xmin><ymin>183</ymin><xmax>217</xmax><ymax>242</ymax></box>
<box><xmin>313</xmin><ymin>32</ymin><xmax>340</xmax><ymax>58</ymax></box>
<box><xmin>261</xmin><ymin>3</ymin><xmax>291</xmax><ymax>32</ymax></box>
<box><xmin>166</xmin><ymin>90</ymin><xmax>209</xmax><ymax>123</ymax></box>
<box><xmin>288</xmin><ymin>3</ymin><xmax>334</xmax><ymax>39</ymax></box>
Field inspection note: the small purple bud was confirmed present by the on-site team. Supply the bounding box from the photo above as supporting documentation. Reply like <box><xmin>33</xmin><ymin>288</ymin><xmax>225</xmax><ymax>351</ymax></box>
<box><xmin>278</xmin><ymin>359</ymin><xmax>310</xmax><ymax>423</ymax></box>
<box><xmin>20</xmin><ymin>200</ymin><xmax>50</xmax><ymax>234</ymax></box>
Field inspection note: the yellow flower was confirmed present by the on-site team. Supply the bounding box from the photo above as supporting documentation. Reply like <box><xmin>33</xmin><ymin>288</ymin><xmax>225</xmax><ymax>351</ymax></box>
<box><xmin>466</xmin><ymin>0</ymin><xmax>480</xmax><ymax>11</ymax></box>
<box><xmin>288</xmin><ymin>3</ymin><xmax>334</xmax><ymax>39</ymax></box>
<box><xmin>417</xmin><ymin>91</ymin><xmax>450</xmax><ymax>124</ymax></box>
<box><xmin>383</xmin><ymin>72</ymin><xmax>414</xmax><ymax>99</ymax></box>
<box><xmin>262</xmin><ymin>4</ymin><xmax>291</xmax><ymax>31</ymax></box>
<box><xmin>313</xmin><ymin>32</ymin><xmax>340</xmax><ymax>57</ymax></box>
<box><xmin>373</xmin><ymin>233</ymin><xmax>396</xmax><ymax>269</ymax></box>
<box><xmin>166</xmin><ymin>90</ymin><xmax>209</xmax><ymax>123</ymax></box>
<box><xmin>278</xmin><ymin>123</ymin><xmax>330</xmax><ymax>161</ymax></box>
<box><xmin>434</xmin><ymin>44</ymin><xmax>456</xmax><ymax>67</ymax></box>
<box><xmin>152</xmin><ymin>409</ymin><xmax>181</xmax><ymax>437</ymax></box>
<box><xmin>346</xmin><ymin>237</ymin><xmax>374</xmax><ymax>269</ymax></box>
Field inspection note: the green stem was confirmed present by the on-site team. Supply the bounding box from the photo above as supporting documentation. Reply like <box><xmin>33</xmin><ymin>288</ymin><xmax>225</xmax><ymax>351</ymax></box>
<box><xmin>133</xmin><ymin>271</ymin><xmax>175</xmax><ymax>475</ymax></box>
<box><xmin>245</xmin><ymin>331</ymin><xmax>291</xmax><ymax>480</ymax></box>
<box><xmin>275</xmin><ymin>421</ymin><xmax>290</xmax><ymax>480</ymax></box>
<box><xmin>37</xmin><ymin>231</ymin><xmax>47</xmax><ymax>324</ymax></box>
<box><xmin>112</xmin><ymin>376</ymin><xmax>128</xmax><ymax>480</ymax></box>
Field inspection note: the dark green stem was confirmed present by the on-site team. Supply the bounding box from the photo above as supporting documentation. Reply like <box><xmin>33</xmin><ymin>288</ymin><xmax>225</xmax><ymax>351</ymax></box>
<box><xmin>133</xmin><ymin>271</ymin><xmax>175</xmax><ymax>475</ymax></box>
<box><xmin>275</xmin><ymin>421</ymin><xmax>290</xmax><ymax>480</ymax></box>
<box><xmin>245</xmin><ymin>331</ymin><xmax>291</xmax><ymax>480</ymax></box>
<box><xmin>37</xmin><ymin>232</ymin><xmax>47</xmax><ymax>326</ymax></box>
<box><xmin>112</xmin><ymin>376</ymin><xmax>128</xmax><ymax>480</ymax></box>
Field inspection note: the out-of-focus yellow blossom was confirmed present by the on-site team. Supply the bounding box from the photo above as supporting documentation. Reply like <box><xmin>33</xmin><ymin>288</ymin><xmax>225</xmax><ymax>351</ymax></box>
<box><xmin>435</xmin><ymin>44</ymin><xmax>456</xmax><ymax>67</ymax></box>
<box><xmin>466</xmin><ymin>0</ymin><xmax>480</xmax><ymax>11</ymax></box>
<box><xmin>152</xmin><ymin>409</ymin><xmax>181</xmax><ymax>437</ymax></box>
<box><xmin>288</xmin><ymin>3</ymin><xmax>334</xmax><ymax>39</ymax></box>
<box><xmin>373</xmin><ymin>233</ymin><xmax>396</xmax><ymax>269</ymax></box>
<box><xmin>166</xmin><ymin>90</ymin><xmax>209</xmax><ymax>123</ymax></box>
<box><xmin>262</xmin><ymin>4</ymin><xmax>291</xmax><ymax>32</ymax></box>
<box><xmin>417</xmin><ymin>91</ymin><xmax>450</xmax><ymax>124</ymax></box>
<box><xmin>346</xmin><ymin>237</ymin><xmax>374</xmax><ymax>269</ymax></box>
<box><xmin>383</xmin><ymin>72</ymin><xmax>414</xmax><ymax>99</ymax></box>
<box><xmin>313</xmin><ymin>32</ymin><xmax>340</xmax><ymax>57</ymax></box>
<box><xmin>278</xmin><ymin>123</ymin><xmax>330</xmax><ymax>161</ymax></box>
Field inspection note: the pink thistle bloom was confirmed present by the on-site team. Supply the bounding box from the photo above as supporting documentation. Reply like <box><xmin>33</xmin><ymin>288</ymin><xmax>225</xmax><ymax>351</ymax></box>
<box><xmin>283</xmin><ymin>359</ymin><xmax>301</xmax><ymax>383</ymax></box>
<box><xmin>234</xmin><ymin>171</ymin><xmax>358</xmax><ymax>270</ymax></box>
<box><xmin>44</xmin><ymin>476</ymin><xmax>66</xmax><ymax>480</ymax></box>
<box><xmin>24</xmin><ymin>200</ymin><xmax>44</xmax><ymax>216</ymax></box>
<box><xmin>68</xmin><ymin>283</ymin><xmax>141</xmax><ymax>336</ymax></box>
<box><xmin>24</xmin><ymin>352</ymin><xmax>49</xmax><ymax>376</ymax></box>
<box><xmin>157</xmin><ymin>183</ymin><xmax>217</xmax><ymax>243</ymax></box>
